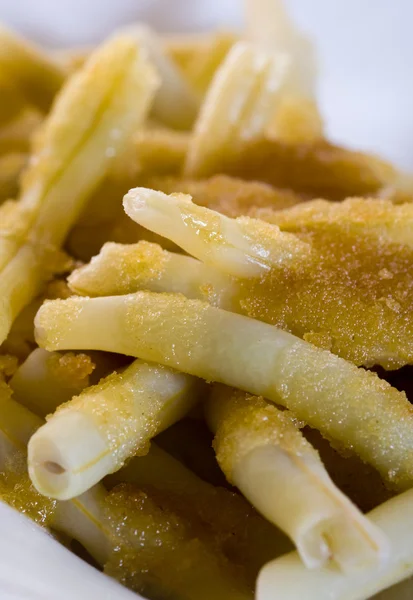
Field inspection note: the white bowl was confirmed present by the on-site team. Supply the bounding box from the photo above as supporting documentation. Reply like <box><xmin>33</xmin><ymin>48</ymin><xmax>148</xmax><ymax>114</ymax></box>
<box><xmin>0</xmin><ymin>502</ymin><xmax>139</xmax><ymax>600</ymax></box>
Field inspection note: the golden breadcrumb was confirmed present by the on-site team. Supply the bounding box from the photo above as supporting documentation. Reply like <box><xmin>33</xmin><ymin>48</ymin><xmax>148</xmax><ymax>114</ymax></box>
<box><xmin>233</xmin><ymin>198</ymin><xmax>413</xmax><ymax>368</ymax></box>
<box><xmin>146</xmin><ymin>174</ymin><xmax>304</xmax><ymax>217</ymax></box>
<box><xmin>218</xmin><ymin>138</ymin><xmax>403</xmax><ymax>201</ymax></box>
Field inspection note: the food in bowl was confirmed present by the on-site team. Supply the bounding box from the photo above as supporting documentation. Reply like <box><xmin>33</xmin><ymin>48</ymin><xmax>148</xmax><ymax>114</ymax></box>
<box><xmin>0</xmin><ymin>1</ymin><xmax>412</xmax><ymax>599</ymax></box>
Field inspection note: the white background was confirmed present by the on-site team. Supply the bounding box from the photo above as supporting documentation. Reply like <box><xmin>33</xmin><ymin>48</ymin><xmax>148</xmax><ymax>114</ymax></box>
<box><xmin>0</xmin><ymin>0</ymin><xmax>411</xmax><ymax>169</ymax></box>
